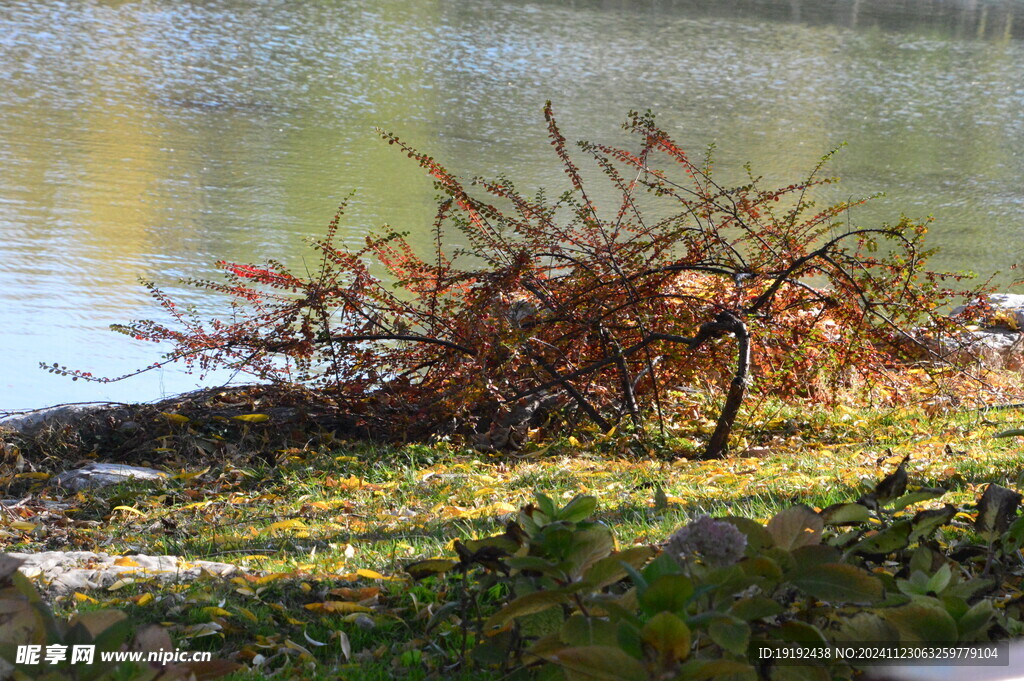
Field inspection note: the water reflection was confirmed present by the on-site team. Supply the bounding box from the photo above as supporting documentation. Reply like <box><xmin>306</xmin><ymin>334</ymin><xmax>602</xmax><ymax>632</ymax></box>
<box><xmin>1</xmin><ymin>0</ymin><xmax>1022</xmax><ymax>408</ymax></box>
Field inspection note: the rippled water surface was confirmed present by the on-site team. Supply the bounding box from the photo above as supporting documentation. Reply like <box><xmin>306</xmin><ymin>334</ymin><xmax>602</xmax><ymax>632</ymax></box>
<box><xmin>2</xmin><ymin>0</ymin><xmax>1023</xmax><ymax>409</ymax></box>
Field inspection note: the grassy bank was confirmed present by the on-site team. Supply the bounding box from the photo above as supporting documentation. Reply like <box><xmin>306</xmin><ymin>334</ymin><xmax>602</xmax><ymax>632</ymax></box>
<box><xmin>3</xmin><ymin>400</ymin><xmax>1024</xmax><ymax>680</ymax></box>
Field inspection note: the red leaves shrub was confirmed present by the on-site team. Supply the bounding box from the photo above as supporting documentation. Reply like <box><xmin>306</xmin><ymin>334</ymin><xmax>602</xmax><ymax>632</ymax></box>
<box><xmin>53</xmin><ymin>105</ymin><xmax>986</xmax><ymax>457</ymax></box>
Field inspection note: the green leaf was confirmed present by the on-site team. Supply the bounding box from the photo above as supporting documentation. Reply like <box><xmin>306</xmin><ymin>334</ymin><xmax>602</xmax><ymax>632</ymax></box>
<box><xmin>730</xmin><ymin>596</ymin><xmax>784</xmax><ymax>622</ymax></box>
<box><xmin>946</xmin><ymin>577</ymin><xmax>995</xmax><ymax>602</ymax></box>
<box><xmin>566</xmin><ymin>524</ymin><xmax>615</xmax><ymax>577</ymax></box>
<box><xmin>820</xmin><ymin>502</ymin><xmax>870</xmax><ymax>526</ymax></box>
<box><xmin>405</xmin><ymin>558</ymin><xmax>459</xmax><ymax>580</ymax></box>
<box><xmin>558</xmin><ymin>495</ymin><xmax>598</xmax><ymax>523</ymax></box>
<box><xmin>708</xmin><ymin>615</ymin><xmax>750</xmax><ymax>656</ymax></box>
<box><xmin>892</xmin><ymin>487</ymin><xmax>947</xmax><ymax>512</ymax></box>
<box><xmin>775</xmin><ymin>621</ymin><xmax>828</xmax><ymax>646</ymax></box>
<box><xmin>851</xmin><ymin>520</ymin><xmax>912</xmax><ymax>555</ymax></box>
<box><xmin>770</xmin><ymin>664</ymin><xmax>830</xmax><ymax>681</ymax></box>
<box><xmin>788</xmin><ymin>563</ymin><xmax>884</xmax><ymax>603</ymax></box>
<box><xmin>766</xmin><ymin>505</ymin><xmax>823</xmax><ymax>551</ymax></box>
<box><xmin>957</xmin><ymin>599</ymin><xmax>995</xmax><ymax>640</ymax></box>
<box><xmin>507</xmin><ymin>556</ymin><xmax>562</xmax><ymax>577</ymax></box>
<box><xmin>641</xmin><ymin>611</ymin><xmax>691</xmax><ymax>665</ymax></box>
<box><xmin>976</xmin><ymin>483</ymin><xmax>1022</xmax><ymax>538</ymax></box>
<box><xmin>580</xmin><ymin>546</ymin><xmax>657</xmax><ymax>591</ymax></box>
<box><xmin>721</xmin><ymin>516</ymin><xmax>773</xmax><ymax>553</ymax></box>
<box><xmin>925</xmin><ymin>564</ymin><xmax>952</xmax><ymax>594</ymax></box>
<box><xmin>538</xmin><ymin>646</ymin><xmax>648</xmax><ymax>681</ymax></box>
<box><xmin>485</xmin><ymin>590</ymin><xmax>569</xmax><ymax>631</ymax></box>
<box><xmin>678</xmin><ymin>659</ymin><xmax>755</xmax><ymax>681</ymax></box>
<box><xmin>638</xmin><ymin>574</ymin><xmax>694</xmax><ymax>616</ymax></box>
<box><xmin>832</xmin><ymin>612</ymin><xmax>898</xmax><ymax>643</ymax></box>
<box><xmin>909</xmin><ymin>505</ymin><xmax>957</xmax><ymax>543</ymax></box>
<box><xmin>741</xmin><ymin>556</ymin><xmax>783</xmax><ymax>583</ymax></box>
<box><xmin>462</xmin><ymin>533</ymin><xmax>521</xmax><ymax>556</ymax></box>
<box><xmin>884</xmin><ymin>602</ymin><xmax>959</xmax><ymax>642</ymax></box>
<box><xmin>561</xmin><ymin>615</ymin><xmax>619</xmax><ymax>647</ymax></box>
<box><xmin>789</xmin><ymin>544</ymin><xmax>840</xmax><ymax>568</ymax></box>
<box><xmin>1002</xmin><ymin>515</ymin><xmax>1024</xmax><ymax>550</ymax></box>
<box><xmin>533</xmin><ymin>491</ymin><xmax>557</xmax><ymax>520</ymax></box>
<box><xmin>641</xmin><ymin>552</ymin><xmax>683</xmax><ymax>584</ymax></box>
<box><xmin>425</xmin><ymin>601</ymin><xmax>461</xmax><ymax>633</ymax></box>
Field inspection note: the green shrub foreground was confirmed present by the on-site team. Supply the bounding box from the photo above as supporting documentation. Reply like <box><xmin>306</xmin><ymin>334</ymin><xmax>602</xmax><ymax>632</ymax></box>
<box><xmin>400</xmin><ymin>460</ymin><xmax>1024</xmax><ymax>681</ymax></box>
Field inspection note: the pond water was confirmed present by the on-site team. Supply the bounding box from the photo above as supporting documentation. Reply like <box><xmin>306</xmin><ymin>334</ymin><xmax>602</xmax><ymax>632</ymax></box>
<box><xmin>2</xmin><ymin>0</ymin><xmax>1023</xmax><ymax>410</ymax></box>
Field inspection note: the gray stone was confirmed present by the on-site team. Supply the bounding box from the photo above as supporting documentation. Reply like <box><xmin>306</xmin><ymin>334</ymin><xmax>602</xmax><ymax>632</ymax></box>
<box><xmin>951</xmin><ymin>293</ymin><xmax>1024</xmax><ymax>330</ymax></box>
<box><xmin>52</xmin><ymin>463</ymin><xmax>168</xmax><ymax>492</ymax></box>
<box><xmin>0</xmin><ymin>404</ymin><xmax>109</xmax><ymax>433</ymax></box>
<box><xmin>6</xmin><ymin>551</ymin><xmax>240</xmax><ymax>596</ymax></box>
<box><xmin>927</xmin><ymin>329</ymin><xmax>1024</xmax><ymax>370</ymax></box>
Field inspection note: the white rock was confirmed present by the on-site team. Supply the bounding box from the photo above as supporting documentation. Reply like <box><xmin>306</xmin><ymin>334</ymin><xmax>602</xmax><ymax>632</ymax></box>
<box><xmin>951</xmin><ymin>293</ymin><xmax>1024</xmax><ymax>330</ymax></box>
<box><xmin>52</xmin><ymin>463</ymin><xmax>168</xmax><ymax>492</ymax></box>
<box><xmin>7</xmin><ymin>551</ymin><xmax>240</xmax><ymax>595</ymax></box>
<box><xmin>0</xmin><ymin>404</ymin><xmax>108</xmax><ymax>433</ymax></box>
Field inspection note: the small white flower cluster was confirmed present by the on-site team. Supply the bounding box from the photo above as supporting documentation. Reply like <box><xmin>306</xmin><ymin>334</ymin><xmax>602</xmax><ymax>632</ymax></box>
<box><xmin>667</xmin><ymin>515</ymin><xmax>747</xmax><ymax>567</ymax></box>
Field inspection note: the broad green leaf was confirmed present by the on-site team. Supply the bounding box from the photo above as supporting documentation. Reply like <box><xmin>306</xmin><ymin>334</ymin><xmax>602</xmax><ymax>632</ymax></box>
<box><xmin>641</xmin><ymin>611</ymin><xmax>691</xmax><ymax>665</ymax></box>
<box><xmin>638</xmin><ymin>574</ymin><xmax>694</xmax><ymax>615</ymax></box>
<box><xmin>766</xmin><ymin>505</ymin><xmax>822</xmax><ymax>551</ymax></box>
<box><xmin>1002</xmin><ymin>515</ymin><xmax>1024</xmax><ymax>550</ymax></box>
<box><xmin>788</xmin><ymin>563</ymin><xmax>883</xmax><ymax>603</ymax></box>
<box><xmin>708</xmin><ymin>615</ymin><xmax>750</xmax><ymax>656</ymax></box>
<box><xmin>820</xmin><ymin>502</ymin><xmax>870</xmax><ymax>526</ymax></box>
<box><xmin>851</xmin><ymin>520</ymin><xmax>912</xmax><ymax>555</ymax></box>
<box><xmin>789</xmin><ymin>544</ymin><xmax>840</xmax><ymax>568</ymax></box>
<box><xmin>741</xmin><ymin>556</ymin><xmax>783</xmax><ymax>582</ymax></box>
<box><xmin>892</xmin><ymin>487</ymin><xmax>947</xmax><ymax>512</ymax></box>
<box><xmin>976</xmin><ymin>483</ymin><xmax>1022</xmax><ymax>538</ymax></box>
<box><xmin>561</xmin><ymin>614</ymin><xmax>619</xmax><ymax>647</ymax></box>
<box><xmin>678</xmin><ymin>658</ymin><xmax>755</xmax><ymax>681</ymax></box>
<box><xmin>909</xmin><ymin>505</ymin><xmax>957</xmax><ymax>543</ymax></box>
<box><xmin>508</xmin><ymin>556</ymin><xmax>563</xmax><ymax>577</ymax></box>
<box><xmin>580</xmin><ymin>546</ymin><xmax>657</xmax><ymax>590</ymax></box>
<box><xmin>722</xmin><ymin>516</ymin><xmax>773</xmax><ymax>553</ymax></box>
<box><xmin>462</xmin><ymin>534</ymin><xmax>520</xmax><ymax>556</ymax></box>
<box><xmin>559</xmin><ymin>495</ymin><xmax>598</xmax><ymax>523</ymax></box>
<box><xmin>566</xmin><ymin>524</ymin><xmax>616</xmax><ymax>577</ymax></box>
<box><xmin>775</xmin><ymin>621</ymin><xmax>828</xmax><ymax>645</ymax></box>
<box><xmin>947</xmin><ymin>577</ymin><xmax>994</xmax><ymax>602</ymax></box>
<box><xmin>925</xmin><ymin>564</ymin><xmax>952</xmax><ymax>594</ymax></box>
<box><xmin>832</xmin><ymin>612</ymin><xmax>898</xmax><ymax>643</ymax></box>
<box><xmin>957</xmin><ymin>599</ymin><xmax>995</xmax><ymax>640</ymax></box>
<box><xmin>641</xmin><ymin>552</ymin><xmax>683</xmax><ymax>584</ymax></box>
<box><xmin>485</xmin><ymin>590</ymin><xmax>569</xmax><ymax>631</ymax></box>
<box><xmin>730</xmin><ymin>596</ymin><xmax>784</xmax><ymax>622</ymax></box>
<box><xmin>884</xmin><ymin>602</ymin><xmax>958</xmax><ymax>642</ymax></box>
<box><xmin>533</xmin><ymin>491</ymin><xmax>557</xmax><ymax>520</ymax></box>
<box><xmin>539</xmin><ymin>645</ymin><xmax>648</xmax><ymax>681</ymax></box>
<box><xmin>770</xmin><ymin>664</ymin><xmax>830</xmax><ymax>681</ymax></box>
